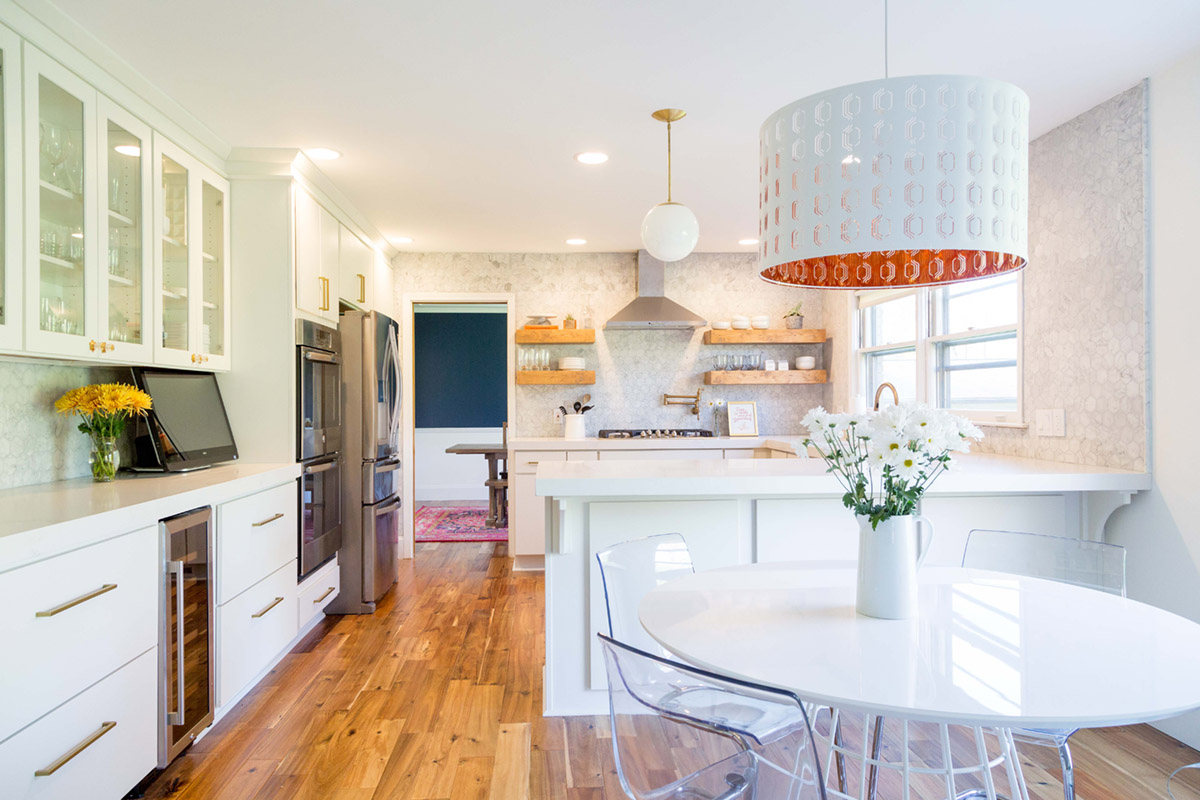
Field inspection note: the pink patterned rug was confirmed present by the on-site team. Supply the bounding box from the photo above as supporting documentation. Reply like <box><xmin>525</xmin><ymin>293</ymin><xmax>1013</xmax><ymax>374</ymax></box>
<box><xmin>414</xmin><ymin>506</ymin><xmax>508</xmax><ymax>543</ymax></box>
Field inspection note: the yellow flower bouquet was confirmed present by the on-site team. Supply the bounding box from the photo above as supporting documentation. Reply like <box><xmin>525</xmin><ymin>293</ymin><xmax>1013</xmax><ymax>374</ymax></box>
<box><xmin>54</xmin><ymin>383</ymin><xmax>153</xmax><ymax>482</ymax></box>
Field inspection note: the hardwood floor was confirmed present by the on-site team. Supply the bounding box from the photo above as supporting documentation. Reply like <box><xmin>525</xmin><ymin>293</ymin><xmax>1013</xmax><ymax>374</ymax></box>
<box><xmin>141</xmin><ymin>542</ymin><xmax>1200</xmax><ymax>799</ymax></box>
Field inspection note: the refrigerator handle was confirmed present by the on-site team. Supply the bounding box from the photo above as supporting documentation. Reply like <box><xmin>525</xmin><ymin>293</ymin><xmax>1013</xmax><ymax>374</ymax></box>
<box><xmin>167</xmin><ymin>559</ymin><xmax>186</xmax><ymax>726</ymax></box>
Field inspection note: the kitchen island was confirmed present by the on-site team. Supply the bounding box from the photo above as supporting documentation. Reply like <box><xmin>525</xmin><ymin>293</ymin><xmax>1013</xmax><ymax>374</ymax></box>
<box><xmin>535</xmin><ymin>453</ymin><xmax>1150</xmax><ymax>715</ymax></box>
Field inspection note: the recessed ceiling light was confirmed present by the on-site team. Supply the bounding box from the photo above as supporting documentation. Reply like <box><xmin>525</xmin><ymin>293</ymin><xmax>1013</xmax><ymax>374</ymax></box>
<box><xmin>305</xmin><ymin>147</ymin><xmax>342</xmax><ymax>161</ymax></box>
<box><xmin>574</xmin><ymin>152</ymin><xmax>608</xmax><ymax>165</ymax></box>
<box><xmin>391</xmin><ymin>236</ymin><xmax>413</xmax><ymax>245</ymax></box>
<box><xmin>738</xmin><ymin>238</ymin><xmax>758</xmax><ymax>246</ymax></box>
<box><xmin>113</xmin><ymin>144</ymin><xmax>141</xmax><ymax>157</ymax></box>
<box><xmin>565</xmin><ymin>238</ymin><xmax>587</xmax><ymax>246</ymax></box>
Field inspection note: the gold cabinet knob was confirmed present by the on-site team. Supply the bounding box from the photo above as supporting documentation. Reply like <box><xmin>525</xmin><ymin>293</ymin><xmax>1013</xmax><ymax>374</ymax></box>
<box><xmin>89</xmin><ymin>340</ymin><xmax>97</xmax><ymax>352</ymax></box>
<box><xmin>191</xmin><ymin>353</ymin><xmax>199</xmax><ymax>364</ymax></box>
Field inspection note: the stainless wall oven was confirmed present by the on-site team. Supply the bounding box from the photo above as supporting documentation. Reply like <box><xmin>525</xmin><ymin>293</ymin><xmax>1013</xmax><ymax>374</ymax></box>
<box><xmin>159</xmin><ymin>507</ymin><xmax>214</xmax><ymax>767</ymax></box>
<box><xmin>297</xmin><ymin>320</ymin><xmax>343</xmax><ymax>578</ymax></box>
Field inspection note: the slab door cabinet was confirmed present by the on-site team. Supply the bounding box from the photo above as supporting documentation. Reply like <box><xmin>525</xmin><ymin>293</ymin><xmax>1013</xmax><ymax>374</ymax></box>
<box><xmin>294</xmin><ymin>186</ymin><xmax>339</xmax><ymax>324</ymax></box>
<box><xmin>0</xmin><ymin>23</ymin><xmax>23</xmax><ymax>352</ymax></box>
<box><xmin>152</xmin><ymin>133</ymin><xmax>231</xmax><ymax>370</ymax></box>
<box><xmin>338</xmin><ymin>223</ymin><xmax>373</xmax><ymax>311</ymax></box>
<box><xmin>373</xmin><ymin>249</ymin><xmax>394</xmax><ymax>317</ymax></box>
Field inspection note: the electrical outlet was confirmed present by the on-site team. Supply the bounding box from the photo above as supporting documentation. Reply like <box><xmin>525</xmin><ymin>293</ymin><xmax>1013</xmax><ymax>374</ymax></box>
<box><xmin>1035</xmin><ymin>409</ymin><xmax>1052</xmax><ymax>436</ymax></box>
<box><xmin>552</xmin><ymin>407</ymin><xmax>564</xmax><ymax>424</ymax></box>
<box><xmin>1051</xmin><ymin>409</ymin><xmax>1066</xmax><ymax>437</ymax></box>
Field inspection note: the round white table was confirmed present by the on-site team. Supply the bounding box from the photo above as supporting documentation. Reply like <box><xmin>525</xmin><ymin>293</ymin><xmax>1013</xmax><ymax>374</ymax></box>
<box><xmin>639</xmin><ymin>562</ymin><xmax>1200</xmax><ymax>799</ymax></box>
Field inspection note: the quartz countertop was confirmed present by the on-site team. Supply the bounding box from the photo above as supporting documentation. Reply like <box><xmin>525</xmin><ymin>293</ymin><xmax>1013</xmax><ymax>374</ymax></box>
<box><xmin>536</xmin><ymin>453</ymin><xmax>1150</xmax><ymax>498</ymax></box>
<box><xmin>0</xmin><ymin>462</ymin><xmax>299</xmax><ymax>570</ymax></box>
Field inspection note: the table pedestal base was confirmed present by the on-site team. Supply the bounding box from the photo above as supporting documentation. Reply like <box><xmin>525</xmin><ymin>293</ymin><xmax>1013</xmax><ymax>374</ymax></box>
<box><xmin>813</xmin><ymin>709</ymin><xmax>1030</xmax><ymax>800</ymax></box>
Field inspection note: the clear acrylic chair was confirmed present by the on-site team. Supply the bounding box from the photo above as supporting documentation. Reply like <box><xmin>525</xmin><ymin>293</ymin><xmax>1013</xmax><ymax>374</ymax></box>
<box><xmin>596</xmin><ymin>534</ymin><xmax>848</xmax><ymax>790</ymax></box>
<box><xmin>599</xmin><ymin>633</ymin><xmax>827</xmax><ymax>800</ymax></box>
<box><xmin>962</xmin><ymin>529</ymin><xmax>1128</xmax><ymax>800</ymax></box>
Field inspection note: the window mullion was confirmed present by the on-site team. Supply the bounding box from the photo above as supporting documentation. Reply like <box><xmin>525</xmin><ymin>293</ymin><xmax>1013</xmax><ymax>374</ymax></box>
<box><xmin>915</xmin><ymin>287</ymin><xmax>931</xmax><ymax>405</ymax></box>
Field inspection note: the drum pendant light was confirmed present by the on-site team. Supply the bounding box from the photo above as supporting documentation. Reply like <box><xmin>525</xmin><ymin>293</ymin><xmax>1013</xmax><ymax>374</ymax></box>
<box><xmin>641</xmin><ymin>109</ymin><xmax>700</xmax><ymax>263</ymax></box>
<box><xmin>757</xmin><ymin>2</ymin><xmax>1029</xmax><ymax>288</ymax></box>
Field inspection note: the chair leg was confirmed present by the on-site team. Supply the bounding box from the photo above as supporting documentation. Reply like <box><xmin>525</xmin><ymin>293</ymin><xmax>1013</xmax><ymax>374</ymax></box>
<box><xmin>1058</xmin><ymin>740</ymin><xmax>1076</xmax><ymax>800</ymax></box>
<box><xmin>832</xmin><ymin>716</ymin><xmax>848</xmax><ymax>794</ymax></box>
<box><xmin>866</xmin><ymin>715</ymin><xmax>884</xmax><ymax>800</ymax></box>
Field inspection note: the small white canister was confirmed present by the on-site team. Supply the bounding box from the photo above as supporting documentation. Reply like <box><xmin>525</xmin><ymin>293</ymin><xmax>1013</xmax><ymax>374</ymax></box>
<box><xmin>563</xmin><ymin>413</ymin><xmax>587</xmax><ymax>439</ymax></box>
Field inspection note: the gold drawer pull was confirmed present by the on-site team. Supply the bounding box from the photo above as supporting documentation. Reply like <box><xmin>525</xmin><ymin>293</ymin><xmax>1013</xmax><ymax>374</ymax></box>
<box><xmin>251</xmin><ymin>597</ymin><xmax>284</xmax><ymax>618</ymax></box>
<box><xmin>252</xmin><ymin>512</ymin><xmax>285</xmax><ymax>528</ymax></box>
<box><xmin>357</xmin><ymin>273</ymin><xmax>366</xmax><ymax>303</ymax></box>
<box><xmin>313</xmin><ymin>587</ymin><xmax>335</xmax><ymax>603</ymax></box>
<box><xmin>34</xmin><ymin>721</ymin><xmax>117</xmax><ymax>776</ymax></box>
<box><xmin>36</xmin><ymin>584</ymin><xmax>117</xmax><ymax>617</ymax></box>
<box><xmin>527</xmin><ymin>461</ymin><xmax>538</xmax><ymax>466</ymax></box>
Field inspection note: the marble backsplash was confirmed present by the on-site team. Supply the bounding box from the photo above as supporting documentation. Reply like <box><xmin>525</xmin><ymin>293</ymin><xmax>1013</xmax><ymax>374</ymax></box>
<box><xmin>0</xmin><ymin>359</ymin><xmax>129</xmax><ymax>490</ymax></box>
<box><xmin>392</xmin><ymin>252</ymin><xmax>832</xmax><ymax>436</ymax></box>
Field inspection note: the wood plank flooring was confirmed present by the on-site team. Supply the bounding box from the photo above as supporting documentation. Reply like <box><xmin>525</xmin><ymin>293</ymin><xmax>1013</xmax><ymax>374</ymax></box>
<box><xmin>141</xmin><ymin>542</ymin><xmax>1200</xmax><ymax>799</ymax></box>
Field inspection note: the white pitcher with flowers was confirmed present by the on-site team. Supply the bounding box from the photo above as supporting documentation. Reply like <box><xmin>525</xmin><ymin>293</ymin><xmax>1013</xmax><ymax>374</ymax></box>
<box><xmin>802</xmin><ymin>403</ymin><xmax>983</xmax><ymax>619</ymax></box>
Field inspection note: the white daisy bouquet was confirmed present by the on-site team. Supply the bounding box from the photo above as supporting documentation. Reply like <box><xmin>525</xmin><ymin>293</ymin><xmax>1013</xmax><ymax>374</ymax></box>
<box><xmin>802</xmin><ymin>403</ymin><xmax>983</xmax><ymax>530</ymax></box>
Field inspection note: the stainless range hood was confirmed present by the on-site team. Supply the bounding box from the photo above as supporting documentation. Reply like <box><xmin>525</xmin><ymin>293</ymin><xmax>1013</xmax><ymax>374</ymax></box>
<box><xmin>604</xmin><ymin>250</ymin><xmax>707</xmax><ymax>330</ymax></box>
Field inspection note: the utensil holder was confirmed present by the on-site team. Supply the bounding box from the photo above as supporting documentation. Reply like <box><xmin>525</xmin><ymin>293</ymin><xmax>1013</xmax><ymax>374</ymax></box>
<box><xmin>563</xmin><ymin>414</ymin><xmax>586</xmax><ymax>439</ymax></box>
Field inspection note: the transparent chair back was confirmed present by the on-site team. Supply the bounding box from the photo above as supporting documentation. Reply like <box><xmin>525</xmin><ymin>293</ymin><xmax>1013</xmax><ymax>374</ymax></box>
<box><xmin>599</xmin><ymin>633</ymin><xmax>826</xmax><ymax>800</ymax></box>
<box><xmin>596</xmin><ymin>533</ymin><xmax>694</xmax><ymax>655</ymax></box>
<box><xmin>963</xmin><ymin>529</ymin><xmax>1126</xmax><ymax>596</ymax></box>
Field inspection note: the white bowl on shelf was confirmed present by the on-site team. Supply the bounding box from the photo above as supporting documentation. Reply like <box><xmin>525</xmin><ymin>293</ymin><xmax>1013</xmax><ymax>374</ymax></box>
<box><xmin>750</xmin><ymin>315</ymin><xmax>770</xmax><ymax>329</ymax></box>
<box><xmin>795</xmin><ymin>356</ymin><xmax>817</xmax><ymax>370</ymax></box>
<box><xmin>731</xmin><ymin>319</ymin><xmax>751</xmax><ymax>330</ymax></box>
<box><xmin>711</xmin><ymin>321</ymin><xmax>731</xmax><ymax>330</ymax></box>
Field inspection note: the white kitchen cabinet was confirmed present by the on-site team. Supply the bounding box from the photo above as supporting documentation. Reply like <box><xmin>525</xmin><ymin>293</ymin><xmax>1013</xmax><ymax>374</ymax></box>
<box><xmin>217</xmin><ymin>560</ymin><xmax>298</xmax><ymax>709</ymax></box>
<box><xmin>0</xmin><ymin>23</ymin><xmax>22</xmax><ymax>352</ymax></box>
<box><xmin>152</xmin><ymin>134</ymin><xmax>231</xmax><ymax>370</ymax></box>
<box><xmin>297</xmin><ymin>556</ymin><xmax>340</xmax><ymax>631</ymax></box>
<box><xmin>338</xmin><ymin>223</ymin><xmax>373</xmax><ymax>310</ymax></box>
<box><xmin>373</xmin><ymin>249</ymin><xmax>394</xmax><ymax>317</ymax></box>
<box><xmin>0</xmin><ymin>649</ymin><xmax>157</xmax><ymax>800</ymax></box>
<box><xmin>216</xmin><ymin>481</ymin><xmax>297</xmax><ymax>605</ymax></box>
<box><xmin>294</xmin><ymin>186</ymin><xmax>339</xmax><ymax>324</ymax></box>
<box><xmin>0</xmin><ymin>525</ymin><xmax>158</xmax><ymax>743</ymax></box>
<box><xmin>22</xmin><ymin>46</ymin><xmax>99</xmax><ymax>360</ymax></box>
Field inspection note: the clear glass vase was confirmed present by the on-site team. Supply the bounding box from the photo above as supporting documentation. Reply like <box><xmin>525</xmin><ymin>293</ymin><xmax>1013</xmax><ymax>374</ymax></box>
<box><xmin>90</xmin><ymin>436</ymin><xmax>120</xmax><ymax>482</ymax></box>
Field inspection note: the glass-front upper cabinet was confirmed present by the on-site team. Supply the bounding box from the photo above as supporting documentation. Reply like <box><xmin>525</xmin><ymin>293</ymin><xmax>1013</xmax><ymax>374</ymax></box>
<box><xmin>0</xmin><ymin>25</ymin><xmax>22</xmax><ymax>352</ymax></box>
<box><xmin>97</xmin><ymin>97</ymin><xmax>153</xmax><ymax>363</ymax></box>
<box><xmin>152</xmin><ymin>134</ymin><xmax>230</xmax><ymax>370</ymax></box>
<box><xmin>23</xmin><ymin>47</ymin><xmax>99</xmax><ymax>359</ymax></box>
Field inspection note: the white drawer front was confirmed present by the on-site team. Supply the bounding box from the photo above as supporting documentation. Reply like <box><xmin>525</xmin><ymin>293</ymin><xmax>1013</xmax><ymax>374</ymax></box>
<box><xmin>0</xmin><ymin>527</ymin><xmax>158</xmax><ymax>743</ymax></box>
<box><xmin>297</xmin><ymin>558</ymin><xmax>340</xmax><ymax>631</ymax></box>
<box><xmin>596</xmin><ymin>448</ymin><xmax>724</xmax><ymax>461</ymax></box>
<box><xmin>0</xmin><ymin>648</ymin><xmax>156</xmax><ymax>800</ymax></box>
<box><xmin>217</xmin><ymin>482</ymin><xmax>297</xmax><ymax>605</ymax></box>
<box><xmin>218</xmin><ymin>560</ymin><xmax>297</xmax><ymax>709</ymax></box>
<box><xmin>512</xmin><ymin>450</ymin><xmax>567</xmax><ymax>474</ymax></box>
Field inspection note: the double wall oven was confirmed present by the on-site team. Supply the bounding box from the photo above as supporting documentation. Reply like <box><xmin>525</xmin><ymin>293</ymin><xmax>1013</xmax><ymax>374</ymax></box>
<box><xmin>296</xmin><ymin>320</ymin><xmax>343</xmax><ymax>579</ymax></box>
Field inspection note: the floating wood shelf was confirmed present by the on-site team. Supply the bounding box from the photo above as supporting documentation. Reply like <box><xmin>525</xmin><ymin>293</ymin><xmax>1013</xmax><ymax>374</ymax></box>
<box><xmin>705</xmin><ymin>369</ymin><xmax>827</xmax><ymax>385</ymax></box>
<box><xmin>703</xmin><ymin>329</ymin><xmax>826</xmax><ymax>344</ymax></box>
<box><xmin>515</xmin><ymin>328</ymin><xmax>595</xmax><ymax>344</ymax></box>
<box><xmin>516</xmin><ymin>370</ymin><xmax>595</xmax><ymax>385</ymax></box>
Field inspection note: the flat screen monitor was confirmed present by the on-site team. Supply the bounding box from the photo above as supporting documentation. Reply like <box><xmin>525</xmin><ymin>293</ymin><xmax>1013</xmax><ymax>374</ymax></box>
<box><xmin>132</xmin><ymin>368</ymin><xmax>239</xmax><ymax>471</ymax></box>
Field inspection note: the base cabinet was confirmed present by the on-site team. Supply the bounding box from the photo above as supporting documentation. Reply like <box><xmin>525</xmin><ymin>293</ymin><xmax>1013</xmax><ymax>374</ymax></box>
<box><xmin>297</xmin><ymin>557</ymin><xmax>340</xmax><ymax>631</ymax></box>
<box><xmin>0</xmin><ymin>649</ymin><xmax>157</xmax><ymax>800</ymax></box>
<box><xmin>217</xmin><ymin>560</ymin><xmax>297</xmax><ymax>709</ymax></box>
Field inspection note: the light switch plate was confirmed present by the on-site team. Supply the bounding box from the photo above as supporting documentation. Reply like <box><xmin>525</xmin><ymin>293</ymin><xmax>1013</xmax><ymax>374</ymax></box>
<box><xmin>1035</xmin><ymin>409</ymin><xmax>1052</xmax><ymax>436</ymax></box>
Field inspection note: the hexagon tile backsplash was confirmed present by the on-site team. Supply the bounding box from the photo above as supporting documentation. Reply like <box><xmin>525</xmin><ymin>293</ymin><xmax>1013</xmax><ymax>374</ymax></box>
<box><xmin>0</xmin><ymin>359</ymin><xmax>127</xmax><ymax>490</ymax></box>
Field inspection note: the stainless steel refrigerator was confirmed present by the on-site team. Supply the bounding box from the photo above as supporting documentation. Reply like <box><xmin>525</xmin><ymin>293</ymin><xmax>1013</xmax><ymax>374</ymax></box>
<box><xmin>328</xmin><ymin>310</ymin><xmax>402</xmax><ymax>614</ymax></box>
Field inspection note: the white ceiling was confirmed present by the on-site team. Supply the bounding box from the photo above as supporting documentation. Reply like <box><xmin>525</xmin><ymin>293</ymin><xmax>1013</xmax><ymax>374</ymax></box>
<box><xmin>45</xmin><ymin>0</ymin><xmax>1200</xmax><ymax>254</ymax></box>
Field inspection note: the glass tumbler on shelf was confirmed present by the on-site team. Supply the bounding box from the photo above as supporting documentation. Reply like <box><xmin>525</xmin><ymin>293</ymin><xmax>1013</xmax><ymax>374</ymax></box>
<box><xmin>540</xmin><ymin>349</ymin><xmax>551</xmax><ymax>371</ymax></box>
<box><xmin>713</xmin><ymin>354</ymin><xmax>727</xmax><ymax>371</ymax></box>
<box><xmin>728</xmin><ymin>355</ymin><xmax>743</xmax><ymax>371</ymax></box>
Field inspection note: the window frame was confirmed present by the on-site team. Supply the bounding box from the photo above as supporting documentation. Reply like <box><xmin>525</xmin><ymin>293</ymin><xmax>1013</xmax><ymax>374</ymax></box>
<box><xmin>853</xmin><ymin>274</ymin><xmax>1024</xmax><ymax>426</ymax></box>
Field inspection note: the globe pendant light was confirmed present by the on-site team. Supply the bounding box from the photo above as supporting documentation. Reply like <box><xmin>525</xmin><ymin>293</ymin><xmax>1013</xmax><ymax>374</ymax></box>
<box><xmin>757</xmin><ymin>2</ymin><xmax>1029</xmax><ymax>288</ymax></box>
<box><xmin>641</xmin><ymin>108</ymin><xmax>700</xmax><ymax>263</ymax></box>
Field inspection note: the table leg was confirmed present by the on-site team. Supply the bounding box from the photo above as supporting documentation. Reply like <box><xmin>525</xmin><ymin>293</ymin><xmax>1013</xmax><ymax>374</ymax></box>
<box><xmin>485</xmin><ymin>454</ymin><xmax>498</xmax><ymax>528</ymax></box>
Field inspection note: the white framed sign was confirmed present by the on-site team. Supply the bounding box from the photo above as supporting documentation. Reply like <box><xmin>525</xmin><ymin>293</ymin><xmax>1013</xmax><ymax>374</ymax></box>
<box><xmin>726</xmin><ymin>401</ymin><xmax>759</xmax><ymax>437</ymax></box>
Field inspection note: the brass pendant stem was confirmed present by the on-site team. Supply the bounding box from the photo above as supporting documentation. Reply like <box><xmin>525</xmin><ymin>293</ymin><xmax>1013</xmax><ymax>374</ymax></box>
<box><xmin>666</xmin><ymin>120</ymin><xmax>673</xmax><ymax>203</ymax></box>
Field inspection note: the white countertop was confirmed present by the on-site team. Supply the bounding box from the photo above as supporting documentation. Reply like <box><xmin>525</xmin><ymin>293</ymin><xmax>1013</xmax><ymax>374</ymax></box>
<box><xmin>509</xmin><ymin>435</ymin><xmax>804</xmax><ymax>452</ymax></box>
<box><xmin>640</xmin><ymin>562</ymin><xmax>1200</xmax><ymax>727</ymax></box>
<box><xmin>0</xmin><ymin>462</ymin><xmax>299</xmax><ymax>571</ymax></box>
<box><xmin>536</xmin><ymin>453</ymin><xmax>1150</xmax><ymax>497</ymax></box>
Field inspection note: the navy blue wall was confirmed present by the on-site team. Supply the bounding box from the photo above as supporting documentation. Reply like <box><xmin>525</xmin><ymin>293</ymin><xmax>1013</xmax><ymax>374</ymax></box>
<box><xmin>414</xmin><ymin>312</ymin><xmax>506</xmax><ymax>428</ymax></box>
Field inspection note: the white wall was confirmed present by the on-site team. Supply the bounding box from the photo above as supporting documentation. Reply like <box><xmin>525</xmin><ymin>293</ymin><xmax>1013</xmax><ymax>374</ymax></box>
<box><xmin>1107</xmin><ymin>46</ymin><xmax>1200</xmax><ymax>748</ymax></box>
<box><xmin>414</xmin><ymin>427</ymin><xmax>502</xmax><ymax>502</ymax></box>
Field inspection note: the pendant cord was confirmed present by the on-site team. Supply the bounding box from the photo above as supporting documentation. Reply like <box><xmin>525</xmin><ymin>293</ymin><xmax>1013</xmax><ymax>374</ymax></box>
<box><xmin>666</xmin><ymin>119</ymin><xmax>673</xmax><ymax>203</ymax></box>
<box><xmin>884</xmin><ymin>0</ymin><xmax>889</xmax><ymax>79</ymax></box>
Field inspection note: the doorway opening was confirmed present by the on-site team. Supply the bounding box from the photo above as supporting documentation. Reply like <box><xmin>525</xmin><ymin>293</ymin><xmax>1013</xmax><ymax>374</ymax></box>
<box><xmin>400</xmin><ymin>296</ymin><xmax>515</xmax><ymax>558</ymax></box>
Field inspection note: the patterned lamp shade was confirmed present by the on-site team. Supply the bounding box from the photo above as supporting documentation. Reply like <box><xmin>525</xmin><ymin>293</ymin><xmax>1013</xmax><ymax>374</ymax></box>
<box><xmin>758</xmin><ymin>75</ymin><xmax>1029</xmax><ymax>288</ymax></box>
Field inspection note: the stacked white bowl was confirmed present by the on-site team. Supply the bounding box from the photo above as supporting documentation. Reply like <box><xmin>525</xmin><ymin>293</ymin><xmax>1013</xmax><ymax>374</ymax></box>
<box><xmin>750</xmin><ymin>315</ymin><xmax>770</xmax><ymax>329</ymax></box>
<box><xmin>558</xmin><ymin>357</ymin><xmax>585</xmax><ymax>371</ymax></box>
<box><xmin>731</xmin><ymin>315</ymin><xmax>751</xmax><ymax>330</ymax></box>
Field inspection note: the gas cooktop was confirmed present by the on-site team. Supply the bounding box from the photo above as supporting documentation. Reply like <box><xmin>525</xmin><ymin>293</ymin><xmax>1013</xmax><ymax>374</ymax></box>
<box><xmin>597</xmin><ymin>429</ymin><xmax>714</xmax><ymax>439</ymax></box>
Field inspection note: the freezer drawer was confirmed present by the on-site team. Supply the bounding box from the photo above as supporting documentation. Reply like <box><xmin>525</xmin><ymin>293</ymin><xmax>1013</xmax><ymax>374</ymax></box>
<box><xmin>363</xmin><ymin>456</ymin><xmax>401</xmax><ymax>504</ymax></box>
<box><xmin>363</xmin><ymin>495</ymin><xmax>401</xmax><ymax>604</ymax></box>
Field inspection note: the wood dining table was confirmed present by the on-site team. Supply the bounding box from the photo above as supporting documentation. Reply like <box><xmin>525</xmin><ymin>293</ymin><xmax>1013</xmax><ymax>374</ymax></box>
<box><xmin>639</xmin><ymin>561</ymin><xmax>1200</xmax><ymax>800</ymax></box>
<box><xmin>444</xmin><ymin>443</ymin><xmax>508</xmax><ymax>527</ymax></box>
